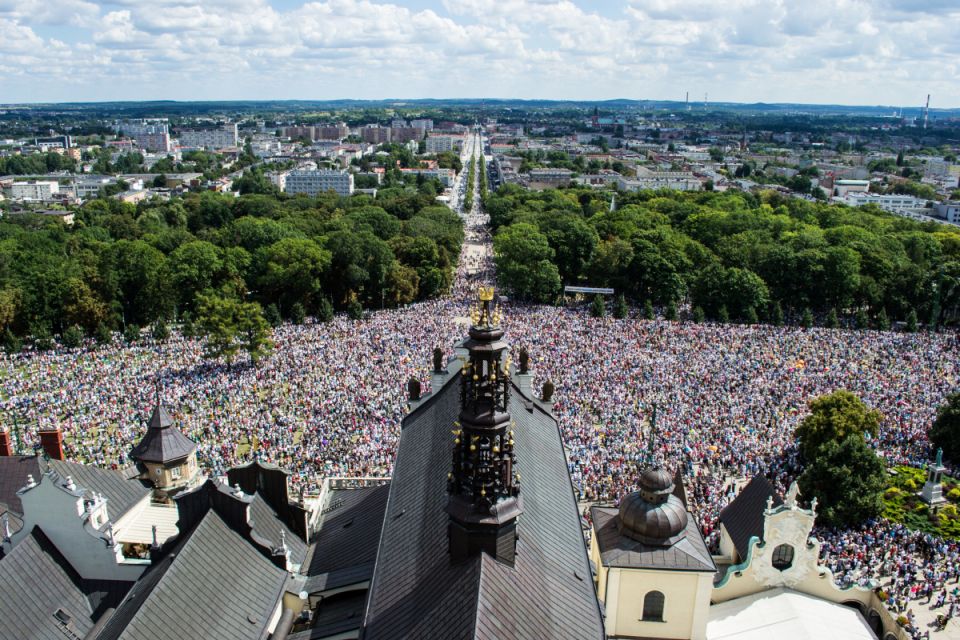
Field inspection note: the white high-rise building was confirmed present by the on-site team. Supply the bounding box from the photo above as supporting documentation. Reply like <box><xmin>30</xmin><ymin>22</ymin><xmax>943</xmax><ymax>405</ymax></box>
<box><xmin>284</xmin><ymin>170</ymin><xmax>354</xmax><ymax>197</ymax></box>
<box><xmin>9</xmin><ymin>180</ymin><xmax>60</xmax><ymax>201</ymax></box>
<box><xmin>424</xmin><ymin>136</ymin><xmax>457</xmax><ymax>153</ymax></box>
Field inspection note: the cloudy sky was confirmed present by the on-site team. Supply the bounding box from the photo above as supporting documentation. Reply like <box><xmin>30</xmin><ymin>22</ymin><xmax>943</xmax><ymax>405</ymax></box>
<box><xmin>1</xmin><ymin>0</ymin><xmax>958</xmax><ymax>106</ymax></box>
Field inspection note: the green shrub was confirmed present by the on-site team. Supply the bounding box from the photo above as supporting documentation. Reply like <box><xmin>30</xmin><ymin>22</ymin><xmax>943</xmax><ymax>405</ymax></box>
<box><xmin>347</xmin><ymin>299</ymin><xmax>364</xmax><ymax>321</ymax></box>
<box><xmin>123</xmin><ymin>323</ymin><xmax>141</xmax><ymax>344</ymax></box>
<box><xmin>94</xmin><ymin>324</ymin><xmax>113</xmax><ymax>345</ymax></box>
<box><xmin>317</xmin><ymin>297</ymin><xmax>334</xmax><ymax>323</ymax></box>
<box><xmin>290</xmin><ymin>302</ymin><xmax>306</xmax><ymax>325</ymax></box>
<box><xmin>151</xmin><ymin>318</ymin><xmax>170</xmax><ymax>342</ymax></box>
<box><xmin>643</xmin><ymin>299</ymin><xmax>654</xmax><ymax>320</ymax></box>
<box><xmin>665</xmin><ymin>302</ymin><xmax>678</xmax><ymax>321</ymax></box>
<box><xmin>590</xmin><ymin>294</ymin><xmax>606</xmax><ymax>318</ymax></box>
<box><xmin>61</xmin><ymin>325</ymin><xmax>84</xmax><ymax>349</ymax></box>
<box><xmin>263</xmin><ymin>304</ymin><xmax>282</xmax><ymax>327</ymax></box>
<box><xmin>2</xmin><ymin>329</ymin><xmax>22</xmax><ymax>355</ymax></box>
<box><xmin>613</xmin><ymin>295</ymin><xmax>628</xmax><ymax>319</ymax></box>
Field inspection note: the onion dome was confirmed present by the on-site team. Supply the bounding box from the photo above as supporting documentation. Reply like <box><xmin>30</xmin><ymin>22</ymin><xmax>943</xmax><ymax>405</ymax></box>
<box><xmin>617</xmin><ymin>466</ymin><xmax>688</xmax><ymax>546</ymax></box>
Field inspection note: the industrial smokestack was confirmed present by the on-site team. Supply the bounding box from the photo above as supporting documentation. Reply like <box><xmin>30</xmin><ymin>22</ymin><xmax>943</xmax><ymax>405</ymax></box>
<box><xmin>923</xmin><ymin>94</ymin><xmax>931</xmax><ymax>129</ymax></box>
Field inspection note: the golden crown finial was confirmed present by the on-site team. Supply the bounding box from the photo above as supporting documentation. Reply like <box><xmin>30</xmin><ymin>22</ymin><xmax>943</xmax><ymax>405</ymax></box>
<box><xmin>478</xmin><ymin>286</ymin><xmax>495</xmax><ymax>302</ymax></box>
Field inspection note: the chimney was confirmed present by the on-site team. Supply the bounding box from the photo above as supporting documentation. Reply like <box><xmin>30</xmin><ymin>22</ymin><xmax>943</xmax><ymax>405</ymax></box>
<box><xmin>39</xmin><ymin>427</ymin><xmax>65</xmax><ymax>461</ymax></box>
<box><xmin>0</xmin><ymin>428</ymin><xmax>13</xmax><ymax>456</ymax></box>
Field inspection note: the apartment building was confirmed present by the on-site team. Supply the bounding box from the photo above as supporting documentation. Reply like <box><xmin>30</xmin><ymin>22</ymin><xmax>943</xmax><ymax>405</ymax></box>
<box><xmin>361</xmin><ymin>125</ymin><xmax>391</xmax><ymax>145</ymax></box>
<box><xmin>284</xmin><ymin>169</ymin><xmax>354</xmax><ymax>197</ymax></box>
<box><xmin>116</xmin><ymin>119</ymin><xmax>171</xmax><ymax>152</ymax></box>
<box><xmin>283</xmin><ymin>124</ymin><xmax>349</xmax><ymax>141</ymax></box>
<box><xmin>424</xmin><ymin>136</ymin><xmax>460</xmax><ymax>153</ymax></box>
<box><xmin>178</xmin><ymin>123</ymin><xmax>239</xmax><ymax>150</ymax></box>
<box><xmin>932</xmin><ymin>202</ymin><xmax>960</xmax><ymax>223</ymax></box>
<box><xmin>399</xmin><ymin>168</ymin><xmax>454</xmax><ymax>187</ymax></box>
<box><xmin>8</xmin><ymin>180</ymin><xmax>60</xmax><ymax>201</ymax></box>
<box><xmin>410</xmin><ymin>119</ymin><xmax>434</xmax><ymax>131</ymax></box>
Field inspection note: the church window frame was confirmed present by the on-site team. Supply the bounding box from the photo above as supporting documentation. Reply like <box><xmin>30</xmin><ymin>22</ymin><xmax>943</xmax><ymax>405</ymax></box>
<box><xmin>642</xmin><ymin>590</ymin><xmax>665</xmax><ymax>622</ymax></box>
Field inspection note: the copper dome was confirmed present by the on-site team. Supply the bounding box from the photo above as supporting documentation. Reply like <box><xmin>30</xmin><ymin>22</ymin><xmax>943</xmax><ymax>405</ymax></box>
<box><xmin>617</xmin><ymin>492</ymin><xmax>689</xmax><ymax>546</ymax></box>
<box><xmin>639</xmin><ymin>468</ymin><xmax>674</xmax><ymax>496</ymax></box>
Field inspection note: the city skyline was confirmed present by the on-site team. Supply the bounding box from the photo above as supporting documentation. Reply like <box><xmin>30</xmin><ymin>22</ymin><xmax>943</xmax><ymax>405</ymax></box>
<box><xmin>1</xmin><ymin>0</ymin><xmax>959</xmax><ymax>107</ymax></box>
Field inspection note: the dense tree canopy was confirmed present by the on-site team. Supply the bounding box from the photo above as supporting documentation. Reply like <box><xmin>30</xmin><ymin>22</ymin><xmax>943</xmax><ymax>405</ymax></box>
<box><xmin>794</xmin><ymin>390</ymin><xmax>887</xmax><ymax>527</ymax></box>
<box><xmin>794</xmin><ymin>390</ymin><xmax>881</xmax><ymax>461</ymax></box>
<box><xmin>486</xmin><ymin>184</ymin><xmax>960</xmax><ymax>326</ymax></box>
<box><xmin>0</xmin><ymin>182</ymin><xmax>462</xmax><ymax>343</ymax></box>
<box><xmin>798</xmin><ymin>435</ymin><xmax>886</xmax><ymax>527</ymax></box>
<box><xmin>930</xmin><ymin>393</ymin><xmax>960</xmax><ymax>462</ymax></box>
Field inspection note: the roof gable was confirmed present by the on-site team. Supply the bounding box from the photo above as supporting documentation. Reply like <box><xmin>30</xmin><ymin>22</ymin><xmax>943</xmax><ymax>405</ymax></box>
<box><xmin>45</xmin><ymin>459</ymin><xmax>150</xmax><ymax>520</ymax></box>
<box><xmin>719</xmin><ymin>476</ymin><xmax>783</xmax><ymax>561</ymax></box>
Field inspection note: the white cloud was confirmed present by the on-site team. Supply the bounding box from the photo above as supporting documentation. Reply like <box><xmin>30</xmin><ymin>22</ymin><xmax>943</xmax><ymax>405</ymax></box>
<box><xmin>0</xmin><ymin>0</ymin><xmax>957</xmax><ymax>105</ymax></box>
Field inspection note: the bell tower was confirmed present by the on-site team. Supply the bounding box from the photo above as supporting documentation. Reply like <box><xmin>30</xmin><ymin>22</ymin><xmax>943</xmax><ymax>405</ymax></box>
<box><xmin>446</xmin><ymin>286</ymin><xmax>522</xmax><ymax>565</ymax></box>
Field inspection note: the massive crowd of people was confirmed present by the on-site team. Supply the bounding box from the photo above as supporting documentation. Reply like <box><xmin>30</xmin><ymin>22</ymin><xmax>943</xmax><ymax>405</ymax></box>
<box><xmin>1</xmin><ymin>156</ymin><xmax>959</xmax><ymax>635</ymax></box>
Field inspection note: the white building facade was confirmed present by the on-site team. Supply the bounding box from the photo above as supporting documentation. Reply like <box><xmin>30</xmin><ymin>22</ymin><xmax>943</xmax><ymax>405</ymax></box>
<box><xmin>284</xmin><ymin>169</ymin><xmax>355</xmax><ymax>197</ymax></box>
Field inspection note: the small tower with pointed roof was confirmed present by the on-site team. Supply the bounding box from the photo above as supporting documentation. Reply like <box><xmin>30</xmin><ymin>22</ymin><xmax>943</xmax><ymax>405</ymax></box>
<box><xmin>130</xmin><ymin>385</ymin><xmax>199</xmax><ymax>500</ymax></box>
<box><xmin>446</xmin><ymin>286</ymin><xmax>522</xmax><ymax>565</ymax></box>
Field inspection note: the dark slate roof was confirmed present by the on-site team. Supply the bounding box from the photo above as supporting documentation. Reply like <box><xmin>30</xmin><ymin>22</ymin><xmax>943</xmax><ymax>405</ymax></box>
<box><xmin>303</xmin><ymin>484</ymin><xmax>389</xmax><ymax>593</ymax></box>
<box><xmin>45</xmin><ymin>459</ymin><xmax>151</xmax><ymax>520</ymax></box>
<box><xmin>97</xmin><ymin>511</ymin><xmax>287</xmax><ymax>640</ymax></box>
<box><xmin>288</xmin><ymin>591</ymin><xmax>368</xmax><ymax>640</ymax></box>
<box><xmin>250</xmin><ymin>492</ymin><xmax>308</xmax><ymax>567</ymax></box>
<box><xmin>591</xmin><ymin>506</ymin><xmax>716</xmax><ymax>573</ymax></box>
<box><xmin>361</xmin><ymin>374</ymin><xmax>606</xmax><ymax>640</ymax></box>
<box><xmin>148</xmin><ymin>404</ymin><xmax>174</xmax><ymax>430</ymax></box>
<box><xmin>0</xmin><ymin>527</ymin><xmax>94</xmax><ymax>640</ymax></box>
<box><xmin>0</xmin><ymin>455</ymin><xmax>41</xmax><ymax>515</ymax></box>
<box><xmin>129</xmin><ymin>404</ymin><xmax>197</xmax><ymax>465</ymax></box>
<box><xmin>719</xmin><ymin>476</ymin><xmax>783</xmax><ymax>561</ymax></box>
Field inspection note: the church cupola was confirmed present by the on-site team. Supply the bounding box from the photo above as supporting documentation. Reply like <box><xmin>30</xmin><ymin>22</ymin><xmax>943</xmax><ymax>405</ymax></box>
<box><xmin>617</xmin><ymin>406</ymin><xmax>688</xmax><ymax>546</ymax></box>
<box><xmin>446</xmin><ymin>287</ymin><xmax>522</xmax><ymax>565</ymax></box>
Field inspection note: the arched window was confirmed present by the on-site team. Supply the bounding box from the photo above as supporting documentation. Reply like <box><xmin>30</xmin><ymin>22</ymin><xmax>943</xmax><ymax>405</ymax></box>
<box><xmin>642</xmin><ymin>590</ymin><xmax>665</xmax><ymax>622</ymax></box>
<box><xmin>772</xmin><ymin>544</ymin><xmax>795</xmax><ymax>571</ymax></box>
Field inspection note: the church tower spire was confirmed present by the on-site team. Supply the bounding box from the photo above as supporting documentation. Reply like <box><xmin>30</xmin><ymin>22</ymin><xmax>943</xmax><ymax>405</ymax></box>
<box><xmin>446</xmin><ymin>286</ymin><xmax>522</xmax><ymax>565</ymax></box>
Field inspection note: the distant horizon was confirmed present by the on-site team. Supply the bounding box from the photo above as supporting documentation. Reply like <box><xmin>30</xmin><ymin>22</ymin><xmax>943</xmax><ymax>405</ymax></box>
<box><xmin>2</xmin><ymin>0</ymin><xmax>958</xmax><ymax>106</ymax></box>
<box><xmin>2</xmin><ymin>96</ymin><xmax>958</xmax><ymax>113</ymax></box>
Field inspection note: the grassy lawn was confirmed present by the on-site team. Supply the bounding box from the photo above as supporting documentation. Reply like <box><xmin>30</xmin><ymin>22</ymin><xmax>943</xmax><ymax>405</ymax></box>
<box><xmin>236</xmin><ymin>436</ymin><xmax>251</xmax><ymax>458</ymax></box>
<box><xmin>883</xmin><ymin>466</ymin><xmax>960</xmax><ymax>539</ymax></box>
